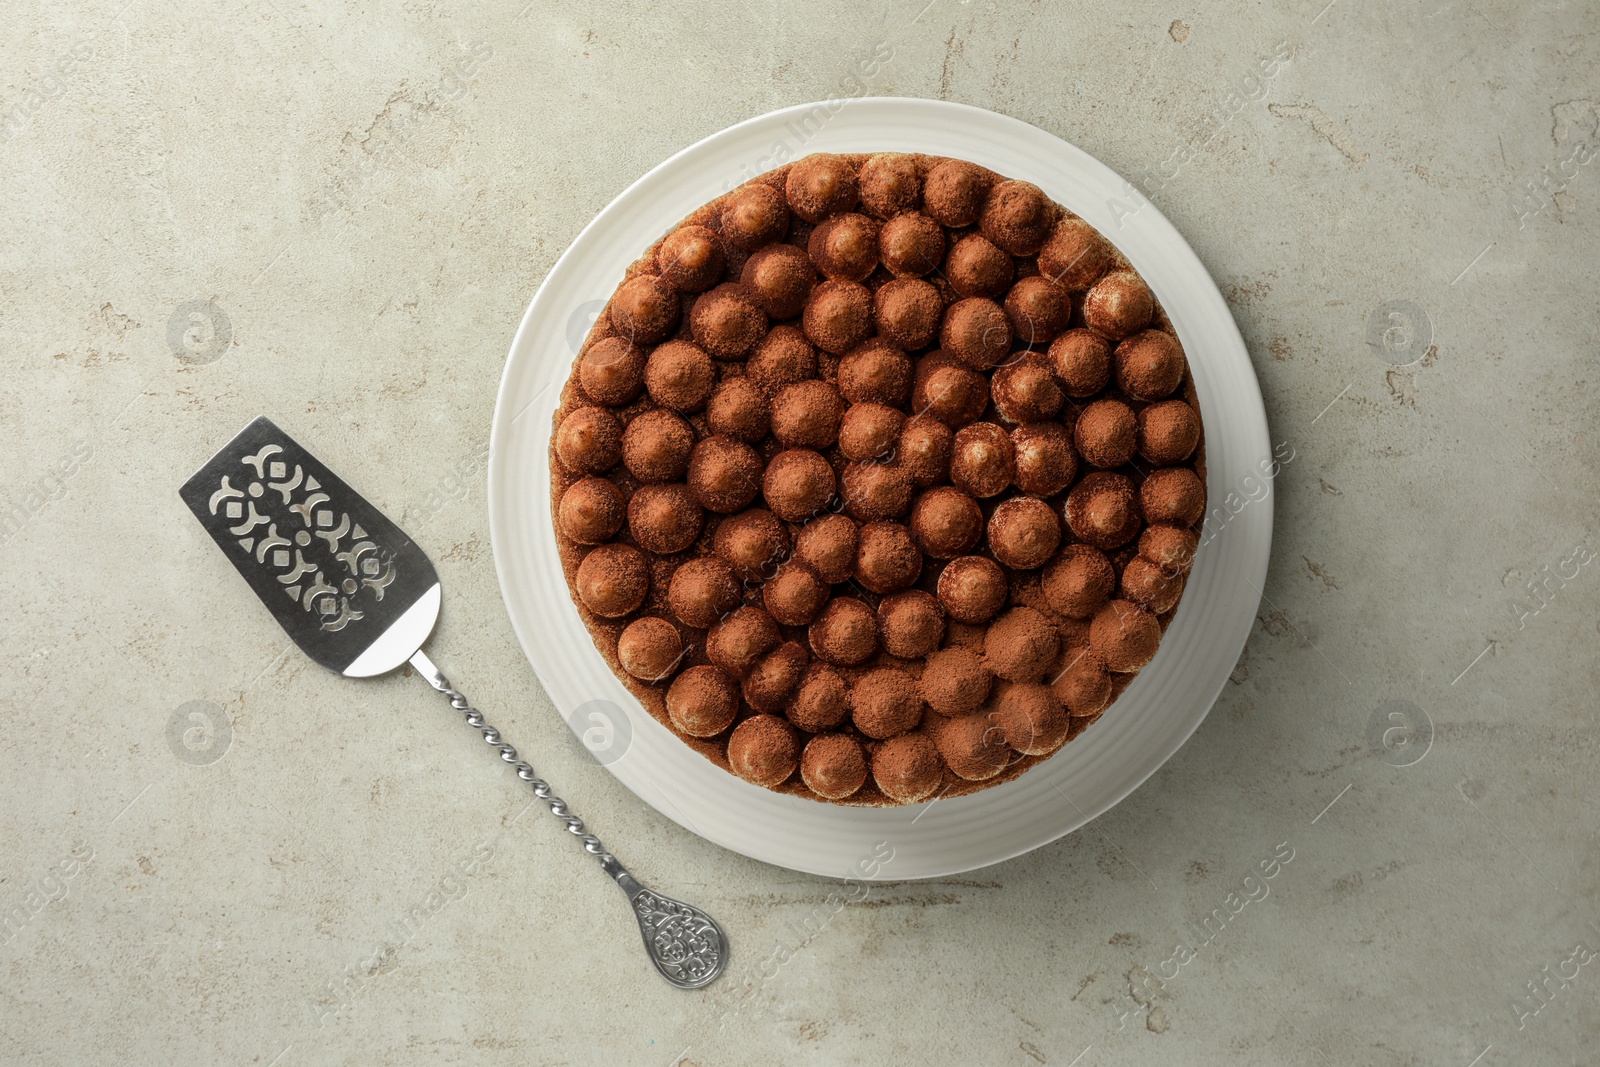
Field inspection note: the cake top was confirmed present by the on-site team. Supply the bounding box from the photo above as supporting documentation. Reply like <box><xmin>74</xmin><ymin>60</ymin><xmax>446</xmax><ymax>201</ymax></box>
<box><xmin>550</xmin><ymin>152</ymin><xmax>1204</xmax><ymax>806</ymax></box>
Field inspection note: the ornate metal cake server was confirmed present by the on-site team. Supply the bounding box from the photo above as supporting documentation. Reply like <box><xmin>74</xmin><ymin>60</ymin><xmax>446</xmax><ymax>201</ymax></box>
<box><xmin>180</xmin><ymin>415</ymin><xmax>727</xmax><ymax>989</ymax></box>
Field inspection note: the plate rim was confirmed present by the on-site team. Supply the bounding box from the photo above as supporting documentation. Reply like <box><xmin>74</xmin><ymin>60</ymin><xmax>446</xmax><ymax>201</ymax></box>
<box><xmin>486</xmin><ymin>96</ymin><xmax>1272</xmax><ymax>879</ymax></box>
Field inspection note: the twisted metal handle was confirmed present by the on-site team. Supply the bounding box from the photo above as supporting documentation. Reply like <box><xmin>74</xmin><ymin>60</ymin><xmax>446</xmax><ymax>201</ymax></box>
<box><xmin>406</xmin><ymin>648</ymin><xmax>728</xmax><ymax>989</ymax></box>
<box><xmin>409</xmin><ymin>649</ymin><xmax>613</xmax><ymax>864</ymax></box>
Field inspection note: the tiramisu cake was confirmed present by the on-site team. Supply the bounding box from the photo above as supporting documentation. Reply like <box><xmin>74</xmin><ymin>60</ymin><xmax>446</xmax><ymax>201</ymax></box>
<box><xmin>549</xmin><ymin>152</ymin><xmax>1204</xmax><ymax>806</ymax></box>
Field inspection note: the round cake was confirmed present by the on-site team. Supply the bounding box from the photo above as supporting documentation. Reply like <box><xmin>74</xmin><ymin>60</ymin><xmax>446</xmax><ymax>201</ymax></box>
<box><xmin>549</xmin><ymin>152</ymin><xmax>1204</xmax><ymax>806</ymax></box>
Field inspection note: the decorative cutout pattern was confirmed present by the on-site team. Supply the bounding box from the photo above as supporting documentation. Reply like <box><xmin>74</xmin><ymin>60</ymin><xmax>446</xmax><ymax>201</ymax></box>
<box><xmin>202</xmin><ymin>438</ymin><xmax>397</xmax><ymax>633</ymax></box>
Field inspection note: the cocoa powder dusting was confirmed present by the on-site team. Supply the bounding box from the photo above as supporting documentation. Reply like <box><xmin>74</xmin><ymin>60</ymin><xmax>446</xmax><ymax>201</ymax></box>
<box><xmin>549</xmin><ymin>152</ymin><xmax>1205</xmax><ymax>805</ymax></box>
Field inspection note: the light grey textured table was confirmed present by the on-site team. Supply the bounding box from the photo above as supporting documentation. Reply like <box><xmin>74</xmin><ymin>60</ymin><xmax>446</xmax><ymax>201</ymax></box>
<box><xmin>2</xmin><ymin>2</ymin><xmax>1596</xmax><ymax>1064</ymax></box>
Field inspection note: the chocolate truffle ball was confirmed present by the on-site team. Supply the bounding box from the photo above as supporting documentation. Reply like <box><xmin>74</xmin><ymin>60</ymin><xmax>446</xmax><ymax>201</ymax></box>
<box><xmin>706</xmin><ymin>377</ymin><xmax>770</xmax><ymax>444</ymax></box>
<box><xmin>950</xmin><ymin>422</ymin><xmax>1016</xmax><ymax>498</ymax></box>
<box><xmin>1083</xmin><ymin>269</ymin><xmax>1154</xmax><ymax>341</ymax></box>
<box><xmin>627</xmin><ymin>483</ymin><xmax>704</xmax><ymax>554</ymax></box>
<box><xmin>558</xmin><ymin>477</ymin><xmax>625</xmax><ymax>544</ymax></box>
<box><xmin>1042</xmin><ymin>544</ymin><xmax>1116</xmax><ymax>619</ymax></box>
<box><xmin>622</xmin><ymin>409</ymin><xmax>693</xmax><ymax>484</ymax></box>
<box><xmin>713</xmin><ymin>508</ymin><xmax>790</xmax><ymax>581</ymax></box>
<box><xmin>1137</xmin><ymin>400</ymin><xmax>1200</xmax><ymax>464</ymax></box>
<box><xmin>576</xmin><ymin>543</ymin><xmax>649</xmax><ymax>618</ymax></box>
<box><xmin>1140</xmin><ymin>467</ymin><xmax>1205</xmax><ymax>527</ymax></box>
<box><xmin>854</xmin><ymin>521</ymin><xmax>922</xmax><ymax>594</ymax></box>
<box><xmin>1074</xmin><ymin>399</ymin><xmax>1137</xmax><ymax>469</ymax></box>
<box><xmin>740</xmin><ymin>243</ymin><xmax>815</xmax><ymax>320</ymax></box>
<box><xmin>859</xmin><ymin>153</ymin><xmax>921</xmax><ymax>218</ymax></box>
<box><xmin>841</xmin><ymin>461</ymin><xmax>913</xmax><ymax>521</ymax></box>
<box><xmin>809</xmin><ymin>596</ymin><xmax>878</xmax><ymax>666</ymax></box>
<box><xmin>707</xmin><ymin>606</ymin><xmax>782</xmax><ymax>679</ymax></box>
<box><xmin>666</xmin><ymin>665</ymin><xmax>739</xmax><ymax>737</ymax></box>
<box><xmin>1047</xmin><ymin>329</ymin><xmax>1112</xmax><ymax>397</ymax></box>
<box><xmin>1090</xmin><ymin>599</ymin><xmax>1161</xmax><ymax>672</ymax></box>
<box><xmin>1065</xmin><ymin>472</ymin><xmax>1141</xmax><ymax>549</ymax></box>
<box><xmin>984</xmin><ymin>606</ymin><xmax>1060</xmax><ymax>682</ymax></box>
<box><xmin>1121</xmin><ymin>555</ymin><xmax>1185</xmax><ymax>614</ymax></box>
<box><xmin>878</xmin><ymin>589</ymin><xmax>945</xmax><ymax>659</ymax></box>
<box><xmin>608</xmin><ymin>274</ymin><xmax>679</xmax><ymax>344</ymax></box>
<box><xmin>689</xmin><ymin>284</ymin><xmax>766</xmax><ymax>360</ymax></box>
<box><xmin>789</xmin><ymin>663</ymin><xmax>851</xmax><ymax>732</ymax></box>
<box><xmin>578</xmin><ymin>337</ymin><xmax>646</xmax><ymax>406</ymax></box>
<box><xmin>743</xmin><ymin>640</ymin><xmax>809</xmax><ymax>714</ymax></box>
<box><xmin>979</xmin><ymin>180</ymin><xmax>1051</xmax><ymax>255</ymax></box>
<box><xmin>771</xmin><ymin>379</ymin><xmax>845</xmax><ymax>449</ymax></box>
<box><xmin>785</xmin><ymin>154</ymin><xmax>858</xmax><ymax>222</ymax></box>
<box><xmin>937</xmin><ymin>555</ymin><xmax>1008</xmax><ymax>624</ymax></box>
<box><xmin>920</xmin><ymin>646</ymin><xmax>994</xmax><ymax>714</ymax></box>
<box><xmin>872</xmin><ymin>733</ymin><xmax>943</xmax><ymax>803</ymax></box>
<box><xmin>794</xmin><ymin>514</ymin><xmax>859</xmax><ymax>583</ymax></box>
<box><xmin>801</xmin><ymin>734</ymin><xmax>868</xmax><ymax>799</ymax></box>
<box><xmin>667</xmin><ymin>556</ymin><xmax>741</xmax><ymax>629</ymax></box>
<box><xmin>1138</xmin><ymin>524</ymin><xmax>1199</xmax><ymax>576</ymax></box>
<box><xmin>746</xmin><ymin>325</ymin><xmax>817</xmax><ymax>392</ymax></box>
<box><xmin>992</xmin><ymin>682</ymin><xmax>1070</xmax><ymax>755</ymax></box>
<box><xmin>1011</xmin><ymin>423</ymin><xmax>1077</xmax><ymax>497</ymax></box>
<box><xmin>988</xmin><ymin>496</ymin><xmax>1061</xmax><ymax>570</ymax></box>
<box><xmin>945</xmin><ymin>234</ymin><xmax>1014</xmax><ymax>300</ymax></box>
<box><xmin>910</xmin><ymin>485</ymin><xmax>982</xmax><ymax>559</ymax></box>
<box><xmin>1003</xmin><ymin>275</ymin><xmax>1072</xmax><ymax>346</ymax></box>
<box><xmin>879</xmin><ymin>212</ymin><xmax>945</xmax><ymax>277</ymax></box>
<box><xmin>687</xmin><ymin>435</ymin><xmax>762</xmax><ymax>514</ymax></box>
<box><xmin>923</xmin><ymin>158</ymin><xmax>992</xmax><ymax>228</ymax></box>
<box><xmin>853</xmin><ymin>668</ymin><xmax>925</xmax><ymax>740</ymax></box>
<box><xmin>727</xmin><ymin>714</ymin><xmax>800</xmax><ymax>787</ymax></box>
<box><xmin>873</xmin><ymin>278</ymin><xmax>942</xmax><ymax>350</ymax></box>
<box><xmin>912</xmin><ymin>354</ymin><xmax>989</xmax><ymax>428</ymax></box>
<box><xmin>763</xmin><ymin>560</ymin><xmax>830</xmax><ymax>626</ymax></box>
<box><xmin>839</xmin><ymin>402</ymin><xmax>906</xmax><ymax>462</ymax></box>
<box><xmin>935</xmin><ymin>713</ymin><xmax>1010</xmax><ymax>781</ymax></box>
<box><xmin>1053</xmin><ymin>652</ymin><xmax>1112</xmax><ymax>718</ymax></box>
<box><xmin>899</xmin><ymin>413</ymin><xmax>954</xmax><ymax>486</ymax></box>
<box><xmin>657</xmin><ymin>224</ymin><xmax>725</xmax><ymax>292</ymax></box>
<box><xmin>839</xmin><ymin>341</ymin><xmax>913</xmax><ymax>406</ymax></box>
<box><xmin>617</xmin><ymin>617</ymin><xmax>684</xmax><ymax>683</ymax></box>
<box><xmin>763</xmin><ymin>448</ymin><xmax>836</xmax><ymax>522</ymax></box>
<box><xmin>1037</xmin><ymin>217</ymin><xmax>1112</xmax><ymax>290</ymax></box>
<box><xmin>721</xmin><ymin>183</ymin><xmax>789</xmax><ymax>251</ymax></box>
<box><xmin>556</xmin><ymin>406</ymin><xmax>623</xmax><ymax>474</ymax></box>
<box><xmin>1115</xmin><ymin>330</ymin><xmax>1186</xmax><ymax>401</ymax></box>
<box><xmin>644</xmin><ymin>340</ymin><xmax>716</xmax><ymax>413</ymax></box>
<box><xmin>992</xmin><ymin>355</ymin><xmax>1064</xmax><ymax>424</ymax></box>
<box><xmin>808</xmin><ymin>213</ymin><xmax>880</xmax><ymax>282</ymax></box>
<box><xmin>941</xmin><ymin>297</ymin><xmax>1013</xmax><ymax>371</ymax></box>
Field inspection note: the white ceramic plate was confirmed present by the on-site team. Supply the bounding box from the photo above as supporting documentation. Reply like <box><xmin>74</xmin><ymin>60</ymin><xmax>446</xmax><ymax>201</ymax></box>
<box><xmin>488</xmin><ymin>98</ymin><xmax>1271</xmax><ymax>879</ymax></box>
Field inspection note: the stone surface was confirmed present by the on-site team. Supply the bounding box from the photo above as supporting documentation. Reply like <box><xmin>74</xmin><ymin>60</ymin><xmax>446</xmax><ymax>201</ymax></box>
<box><xmin>1</xmin><ymin>2</ymin><xmax>1597</xmax><ymax>1065</ymax></box>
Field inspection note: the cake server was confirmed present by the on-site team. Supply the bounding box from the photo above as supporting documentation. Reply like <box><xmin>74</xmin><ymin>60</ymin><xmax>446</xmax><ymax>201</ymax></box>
<box><xmin>179</xmin><ymin>415</ymin><xmax>727</xmax><ymax>989</ymax></box>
